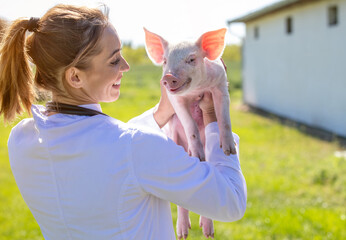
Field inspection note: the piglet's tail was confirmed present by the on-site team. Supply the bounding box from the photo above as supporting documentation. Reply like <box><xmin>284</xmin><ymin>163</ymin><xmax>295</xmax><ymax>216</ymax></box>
<box><xmin>0</xmin><ymin>19</ymin><xmax>35</xmax><ymax>123</ymax></box>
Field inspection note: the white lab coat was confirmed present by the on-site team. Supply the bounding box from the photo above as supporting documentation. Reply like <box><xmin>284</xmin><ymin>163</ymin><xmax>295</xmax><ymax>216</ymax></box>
<box><xmin>8</xmin><ymin>104</ymin><xmax>246</xmax><ymax>240</ymax></box>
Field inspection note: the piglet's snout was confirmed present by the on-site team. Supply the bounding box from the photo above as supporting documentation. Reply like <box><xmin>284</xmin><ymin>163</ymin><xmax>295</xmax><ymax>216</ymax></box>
<box><xmin>162</xmin><ymin>74</ymin><xmax>183</xmax><ymax>90</ymax></box>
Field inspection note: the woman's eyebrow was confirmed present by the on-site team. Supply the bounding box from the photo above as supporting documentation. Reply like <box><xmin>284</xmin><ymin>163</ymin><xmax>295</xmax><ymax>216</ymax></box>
<box><xmin>108</xmin><ymin>48</ymin><xmax>122</xmax><ymax>59</ymax></box>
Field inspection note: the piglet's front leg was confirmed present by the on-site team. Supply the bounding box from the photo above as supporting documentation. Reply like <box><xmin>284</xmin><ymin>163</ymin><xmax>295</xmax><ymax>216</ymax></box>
<box><xmin>211</xmin><ymin>86</ymin><xmax>236</xmax><ymax>155</ymax></box>
<box><xmin>169</xmin><ymin>94</ymin><xmax>205</xmax><ymax>161</ymax></box>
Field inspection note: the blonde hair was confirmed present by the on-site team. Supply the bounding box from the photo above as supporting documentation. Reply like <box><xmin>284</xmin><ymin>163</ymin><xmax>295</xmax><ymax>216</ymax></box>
<box><xmin>0</xmin><ymin>17</ymin><xmax>7</xmax><ymax>40</ymax></box>
<box><xmin>0</xmin><ymin>4</ymin><xmax>109</xmax><ymax>122</ymax></box>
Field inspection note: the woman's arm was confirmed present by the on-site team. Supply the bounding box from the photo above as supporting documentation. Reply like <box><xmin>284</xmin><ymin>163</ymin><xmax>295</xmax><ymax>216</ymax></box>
<box><xmin>130</xmin><ymin>121</ymin><xmax>246</xmax><ymax>222</ymax></box>
<box><xmin>128</xmin><ymin>80</ymin><xmax>174</xmax><ymax>130</ymax></box>
<box><xmin>153</xmin><ymin>80</ymin><xmax>175</xmax><ymax>128</ymax></box>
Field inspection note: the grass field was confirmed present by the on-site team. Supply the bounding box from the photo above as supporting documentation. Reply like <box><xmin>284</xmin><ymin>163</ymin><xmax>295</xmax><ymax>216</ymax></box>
<box><xmin>0</xmin><ymin>62</ymin><xmax>345</xmax><ymax>239</ymax></box>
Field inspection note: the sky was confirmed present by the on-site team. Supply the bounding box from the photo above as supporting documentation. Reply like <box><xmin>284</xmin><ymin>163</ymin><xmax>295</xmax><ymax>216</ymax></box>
<box><xmin>0</xmin><ymin>0</ymin><xmax>280</xmax><ymax>46</ymax></box>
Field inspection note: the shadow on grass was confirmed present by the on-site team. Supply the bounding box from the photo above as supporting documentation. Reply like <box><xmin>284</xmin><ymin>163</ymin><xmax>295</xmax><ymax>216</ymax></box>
<box><xmin>240</xmin><ymin>104</ymin><xmax>346</xmax><ymax>149</ymax></box>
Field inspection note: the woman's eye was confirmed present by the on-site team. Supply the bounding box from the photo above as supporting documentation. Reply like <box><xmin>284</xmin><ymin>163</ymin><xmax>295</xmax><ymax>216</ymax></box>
<box><xmin>111</xmin><ymin>59</ymin><xmax>120</xmax><ymax>65</ymax></box>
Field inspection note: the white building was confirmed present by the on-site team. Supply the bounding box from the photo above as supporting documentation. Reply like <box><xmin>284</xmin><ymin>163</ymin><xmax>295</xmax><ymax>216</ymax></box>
<box><xmin>228</xmin><ymin>0</ymin><xmax>346</xmax><ymax>137</ymax></box>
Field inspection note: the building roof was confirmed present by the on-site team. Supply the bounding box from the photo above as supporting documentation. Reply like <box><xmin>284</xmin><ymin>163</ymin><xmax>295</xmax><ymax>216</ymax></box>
<box><xmin>227</xmin><ymin>0</ymin><xmax>319</xmax><ymax>24</ymax></box>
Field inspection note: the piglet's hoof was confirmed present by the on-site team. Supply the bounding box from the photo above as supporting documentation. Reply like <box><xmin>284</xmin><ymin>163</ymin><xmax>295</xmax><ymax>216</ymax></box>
<box><xmin>224</xmin><ymin>145</ymin><xmax>237</xmax><ymax>156</ymax></box>
<box><xmin>176</xmin><ymin>217</ymin><xmax>191</xmax><ymax>240</ymax></box>
<box><xmin>188</xmin><ymin>146</ymin><xmax>205</xmax><ymax>161</ymax></box>
<box><xmin>199</xmin><ymin>216</ymin><xmax>214</xmax><ymax>239</ymax></box>
<box><xmin>220</xmin><ymin>138</ymin><xmax>237</xmax><ymax>156</ymax></box>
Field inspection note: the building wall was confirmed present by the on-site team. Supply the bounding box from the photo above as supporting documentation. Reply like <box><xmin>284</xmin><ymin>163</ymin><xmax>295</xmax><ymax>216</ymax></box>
<box><xmin>243</xmin><ymin>0</ymin><xmax>346</xmax><ymax>137</ymax></box>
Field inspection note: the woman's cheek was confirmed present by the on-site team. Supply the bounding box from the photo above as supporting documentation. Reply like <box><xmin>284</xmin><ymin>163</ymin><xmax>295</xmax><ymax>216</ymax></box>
<box><xmin>112</xmin><ymin>64</ymin><xmax>120</xmax><ymax>73</ymax></box>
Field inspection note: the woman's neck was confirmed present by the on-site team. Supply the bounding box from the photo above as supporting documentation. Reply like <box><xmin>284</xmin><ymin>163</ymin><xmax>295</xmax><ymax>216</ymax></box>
<box><xmin>52</xmin><ymin>94</ymin><xmax>97</xmax><ymax>106</ymax></box>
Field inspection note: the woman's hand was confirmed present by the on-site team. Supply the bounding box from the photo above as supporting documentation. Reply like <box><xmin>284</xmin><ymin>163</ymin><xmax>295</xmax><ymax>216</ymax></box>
<box><xmin>198</xmin><ymin>92</ymin><xmax>217</xmax><ymax>126</ymax></box>
<box><xmin>153</xmin><ymin>80</ymin><xmax>175</xmax><ymax>128</ymax></box>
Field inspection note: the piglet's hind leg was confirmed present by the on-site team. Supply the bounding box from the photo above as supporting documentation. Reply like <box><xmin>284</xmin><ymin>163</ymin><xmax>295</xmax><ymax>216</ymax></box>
<box><xmin>177</xmin><ymin>207</ymin><xmax>191</xmax><ymax>240</ymax></box>
<box><xmin>199</xmin><ymin>216</ymin><xmax>214</xmax><ymax>239</ymax></box>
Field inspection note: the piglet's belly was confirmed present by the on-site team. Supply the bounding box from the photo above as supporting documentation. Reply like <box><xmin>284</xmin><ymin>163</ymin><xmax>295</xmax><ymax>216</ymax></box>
<box><xmin>165</xmin><ymin>102</ymin><xmax>206</xmax><ymax>153</ymax></box>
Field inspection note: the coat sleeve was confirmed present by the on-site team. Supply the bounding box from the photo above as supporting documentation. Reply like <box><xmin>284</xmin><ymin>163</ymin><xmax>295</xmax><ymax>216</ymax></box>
<box><xmin>129</xmin><ymin>122</ymin><xmax>247</xmax><ymax>222</ymax></box>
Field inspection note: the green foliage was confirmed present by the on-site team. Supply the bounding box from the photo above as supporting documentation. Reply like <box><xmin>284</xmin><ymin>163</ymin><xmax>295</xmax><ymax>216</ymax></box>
<box><xmin>223</xmin><ymin>44</ymin><xmax>241</xmax><ymax>63</ymax></box>
<box><xmin>121</xmin><ymin>46</ymin><xmax>152</xmax><ymax>65</ymax></box>
<box><xmin>223</xmin><ymin>44</ymin><xmax>242</xmax><ymax>90</ymax></box>
<box><xmin>224</xmin><ymin>59</ymin><xmax>242</xmax><ymax>90</ymax></box>
<box><xmin>1</xmin><ymin>62</ymin><xmax>345</xmax><ymax>239</ymax></box>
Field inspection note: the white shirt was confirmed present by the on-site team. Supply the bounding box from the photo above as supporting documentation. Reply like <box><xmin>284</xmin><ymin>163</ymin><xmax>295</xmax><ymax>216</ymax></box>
<box><xmin>8</xmin><ymin>104</ymin><xmax>246</xmax><ymax>240</ymax></box>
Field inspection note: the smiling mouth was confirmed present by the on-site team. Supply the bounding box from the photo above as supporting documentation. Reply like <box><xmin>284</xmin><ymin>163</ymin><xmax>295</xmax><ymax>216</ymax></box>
<box><xmin>112</xmin><ymin>82</ymin><xmax>121</xmax><ymax>89</ymax></box>
<box><xmin>168</xmin><ymin>77</ymin><xmax>192</xmax><ymax>93</ymax></box>
<box><xmin>112</xmin><ymin>75</ymin><xmax>123</xmax><ymax>87</ymax></box>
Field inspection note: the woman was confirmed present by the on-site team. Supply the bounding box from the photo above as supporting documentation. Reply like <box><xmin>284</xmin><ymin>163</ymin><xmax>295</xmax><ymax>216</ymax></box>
<box><xmin>0</xmin><ymin>4</ymin><xmax>246</xmax><ymax>240</ymax></box>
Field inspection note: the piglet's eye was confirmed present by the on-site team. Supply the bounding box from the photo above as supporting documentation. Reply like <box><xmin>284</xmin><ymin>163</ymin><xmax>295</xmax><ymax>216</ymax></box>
<box><xmin>186</xmin><ymin>57</ymin><xmax>196</xmax><ymax>65</ymax></box>
<box><xmin>163</xmin><ymin>58</ymin><xmax>167</xmax><ymax>65</ymax></box>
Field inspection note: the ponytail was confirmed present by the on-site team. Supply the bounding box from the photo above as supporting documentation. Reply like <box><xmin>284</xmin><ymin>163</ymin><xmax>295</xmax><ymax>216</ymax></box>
<box><xmin>0</xmin><ymin>19</ymin><xmax>35</xmax><ymax>122</ymax></box>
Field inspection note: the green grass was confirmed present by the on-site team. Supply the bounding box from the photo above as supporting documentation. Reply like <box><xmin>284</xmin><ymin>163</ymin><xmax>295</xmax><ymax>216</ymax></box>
<box><xmin>1</xmin><ymin>63</ymin><xmax>345</xmax><ymax>239</ymax></box>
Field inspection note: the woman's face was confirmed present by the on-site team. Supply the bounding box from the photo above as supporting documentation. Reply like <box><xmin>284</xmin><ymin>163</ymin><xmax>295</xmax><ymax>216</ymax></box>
<box><xmin>79</xmin><ymin>24</ymin><xmax>130</xmax><ymax>103</ymax></box>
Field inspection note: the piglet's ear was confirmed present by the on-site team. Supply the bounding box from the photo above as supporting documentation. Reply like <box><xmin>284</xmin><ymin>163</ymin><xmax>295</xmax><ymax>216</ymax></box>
<box><xmin>144</xmin><ymin>28</ymin><xmax>167</xmax><ymax>65</ymax></box>
<box><xmin>197</xmin><ymin>28</ymin><xmax>227</xmax><ymax>61</ymax></box>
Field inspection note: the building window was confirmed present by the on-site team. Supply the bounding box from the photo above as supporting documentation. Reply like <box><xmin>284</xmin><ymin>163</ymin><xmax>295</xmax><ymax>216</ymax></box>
<box><xmin>328</xmin><ymin>6</ymin><xmax>338</xmax><ymax>26</ymax></box>
<box><xmin>286</xmin><ymin>17</ymin><xmax>293</xmax><ymax>34</ymax></box>
<box><xmin>254</xmin><ymin>26</ymin><xmax>259</xmax><ymax>39</ymax></box>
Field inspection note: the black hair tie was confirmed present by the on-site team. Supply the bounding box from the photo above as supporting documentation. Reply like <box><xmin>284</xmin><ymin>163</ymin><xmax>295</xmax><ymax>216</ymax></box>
<box><xmin>27</xmin><ymin>17</ymin><xmax>40</xmax><ymax>32</ymax></box>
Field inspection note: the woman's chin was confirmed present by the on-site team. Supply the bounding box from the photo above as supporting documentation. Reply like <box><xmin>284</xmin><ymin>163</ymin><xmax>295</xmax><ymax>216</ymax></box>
<box><xmin>104</xmin><ymin>93</ymin><xmax>120</xmax><ymax>103</ymax></box>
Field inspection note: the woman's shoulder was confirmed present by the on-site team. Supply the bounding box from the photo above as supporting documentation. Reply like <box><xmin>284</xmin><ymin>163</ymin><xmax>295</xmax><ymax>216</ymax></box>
<box><xmin>85</xmin><ymin>113</ymin><xmax>162</xmax><ymax>145</ymax></box>
<box><xmin>8</xmin><ymin>117</ymin><xmax>36</xmax><ymax>146</ymax></box>
<box><xmin>13</xmin><ymin>117</ymin><xmax>35</xmax><ymax>130</ymax></box>
<box><xmin>105</xmin><ymin>116</ymin><xmax>168</xmax><ymax>143</ymax></box>
<box><xmin>10</xmin><ymin>104</ymin><xmax>169</xmax><ymax>146</ymax></box>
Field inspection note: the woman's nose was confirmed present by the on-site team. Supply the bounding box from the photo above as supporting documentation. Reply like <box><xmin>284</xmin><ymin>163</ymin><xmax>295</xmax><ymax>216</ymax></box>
<box><xmin>121</xmin><ymin>57</ymin><xmax>130</xmax><ymax>72</ymax></box>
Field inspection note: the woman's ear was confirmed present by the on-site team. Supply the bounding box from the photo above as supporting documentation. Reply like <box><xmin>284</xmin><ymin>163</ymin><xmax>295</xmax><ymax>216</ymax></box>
<box><xmin>65</xmin><ymin>67</ymin><xmax>84</xmax><ymax>89</ymax></box>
